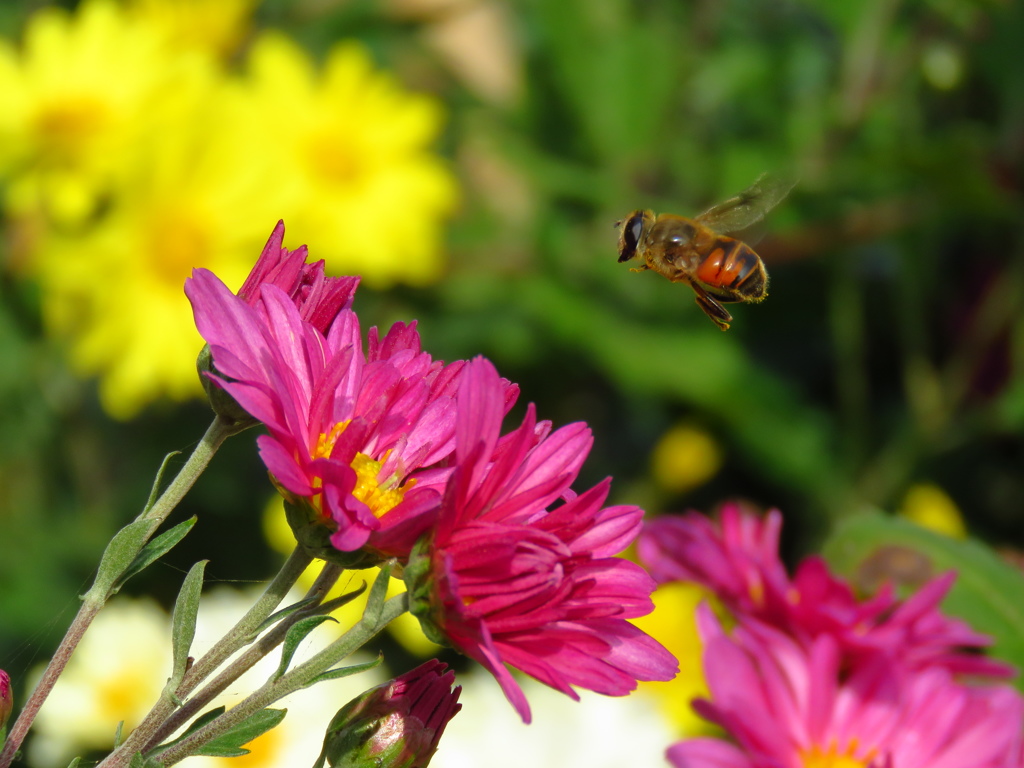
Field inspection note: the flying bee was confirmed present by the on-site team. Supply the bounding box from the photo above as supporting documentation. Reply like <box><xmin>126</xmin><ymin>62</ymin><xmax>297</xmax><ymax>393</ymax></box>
<box><xmin>616</xmin><ymin>174</ymin><xmax>796</xmax><ymax>330</ymax></box>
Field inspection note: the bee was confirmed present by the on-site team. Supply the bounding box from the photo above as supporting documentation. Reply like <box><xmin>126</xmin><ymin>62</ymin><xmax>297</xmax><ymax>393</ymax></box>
<box><xmin>616</xmin><ymin>174</ymin><xmax>796</xmax><ymax>330</ymax></box>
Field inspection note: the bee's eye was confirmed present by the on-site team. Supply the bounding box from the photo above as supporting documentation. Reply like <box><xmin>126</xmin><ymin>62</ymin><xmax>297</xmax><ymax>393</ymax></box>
<box><xmin>629</xmin><ymin>217</ymin><xmax>644</xmax><ymax>244</ymax></box>
<box><xmin>618</xmin><ymin>212</ymin><xmax>646</xmax><ymax>263</ymax></box>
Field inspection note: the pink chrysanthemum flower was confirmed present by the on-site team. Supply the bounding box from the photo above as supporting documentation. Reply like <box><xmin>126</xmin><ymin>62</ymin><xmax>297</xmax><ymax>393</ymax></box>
<box><xmin>236</xmin><ymin>220</ymin><xmax>359</xmax><ymax>334</ymax></box>
<box><xmin>638</xmin><ymin>504</ymin><xmax>1012</xmax><ymax>678</ymax></box>
<box><xmin>186</xmin><ymin>252</ymin><xmax>516</xmax><ymax>559</ymax></box>
<box><xmin>405</xmin><ymin>358</ymin><xmax>678</xmax><ymax>723</ymax></box>
<box><xmin>669</xmin><ymin>606</ymin><xmax>1024</xmax><ymax>768</ymax></box>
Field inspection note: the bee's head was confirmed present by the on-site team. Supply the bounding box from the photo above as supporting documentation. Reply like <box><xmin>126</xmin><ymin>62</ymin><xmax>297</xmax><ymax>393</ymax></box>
<box><xmin>615</xmin><ymin>210</ymin><xmax>653</xmax><ymax>263</ymax></box>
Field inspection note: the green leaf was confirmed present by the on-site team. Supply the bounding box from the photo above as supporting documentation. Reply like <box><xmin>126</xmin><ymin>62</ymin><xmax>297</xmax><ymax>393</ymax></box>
<box><xmin>316</xmin><ymin>583</ymin><xmax>368</xmax><ymax>616</ymax></box>
<box><xmin>253</xmin><ymin>597</ymin><xmax>319</xmax><ymax>636</ymax></box>
<box><xmin>151</xmin><ymin>707</ymin><xmax>226</xmax><ymax>755</ymax></box>
<box><xmin>821</xmin><ymin>513</ymin><xmax>1024</xmax><ymax>681</ymax></box>
<box><xmin>128</xmin><ymin>753</ymin><xmax>163</xmax><ymax>768</ymax></box>
<box><xmin>143</xmin><ymin>451</ymin><xmax>182</xmax><ymax>514</ymax></box>
<box><xmin>302</xmin><ymin>655</ymin><xmax>383</xmax><ymax>689</ymax></box>
<box><xmin>192</xmin><ymin>709</ymin><xmax>287</xmax><ymax>758</ymax></box>
<box><xmin>167</xmin><ymin>560</ymin><xmax>207</xmax><ymax>690</ymax></box>
<box><xmin>64</xmin><ymin>758</ymin><xmax>82</xmax><ymax>768</ymax></box>
<box><xmin>276</xmin><ymin>615</ymin><xmax>339</xmax><ymax>679</ymax></box>
<box><xmin>88</xmin><ymin>519</ymin><xmax>155</xmax><ymax>600</ymax></box>
<box><xmin>116</xmin><ymin>517</ymin><xmax>197</xmax><ymax>592</ymax></box>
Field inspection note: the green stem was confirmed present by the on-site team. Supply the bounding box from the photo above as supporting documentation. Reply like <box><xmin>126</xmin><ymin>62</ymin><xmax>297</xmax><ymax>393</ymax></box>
<box><xmin>138</xmin><ymin>561</ymin><xmax>342</xmax><ymax>756</ymax></box>
<box><xmin>98</xmin><ymin>547</ymin><xmax>319</xmax><ymax>768</ymax></box>
<box><xmin>151</xmin><ymin>593</ymin><xmax>408</xmax><ymax>767</ymax></box>
<box><xmin>0</xmin><ymin>602</ymin><xmax>101</xmax><ymax>768</ymax></box>
<box><xmin>0</xmin><ymin>416</ymin><xmax>235</xmax><ymax>768</ymax></box>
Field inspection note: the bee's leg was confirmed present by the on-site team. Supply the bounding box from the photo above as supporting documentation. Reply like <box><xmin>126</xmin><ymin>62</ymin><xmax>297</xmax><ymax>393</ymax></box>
<box><xmin>629</xmin><ymin>264</ymin><xmax>650</xmax><ymax>273</ymax></box>
<box><xmin>690</xmin><ymin>283</ymin><xmax>733</xmax><ymax>331</ymax></box>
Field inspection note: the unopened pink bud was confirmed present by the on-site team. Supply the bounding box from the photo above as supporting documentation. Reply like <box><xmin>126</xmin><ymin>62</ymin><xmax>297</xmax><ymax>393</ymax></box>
<box><xmin>315</xmin><ymin>660</ymin><xmax>461</xmax><ymax>768</ymax></box>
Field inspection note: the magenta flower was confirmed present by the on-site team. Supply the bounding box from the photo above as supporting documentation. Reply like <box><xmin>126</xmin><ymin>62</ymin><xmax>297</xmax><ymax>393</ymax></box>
<box><xmin>405</xmin><ymin>358</ymin><xmax>678</xmax><ymax>723</ymax></box>
<box><xmin>0</xmin><ymin>669</ymin><xmax>11</xmax><ymax>730</ymax></box>
<box><xmin>186</xmin><ymin>263</ymin><xmax>516</xmax><ymax>558</ymax></box>
<box><xmin>236</xmin><ymin>220</ymin><xmax>360</xmax><ymax>334</ymax></box>
<box><xmin>315</xmin><ymin>659</ymin><xmax>462</xmax><ymax>768</ymax></box>
<box><xmin>638</xmin><ymin>504</ymin><xmax>1012</xmax><ymax>678</ymax></box>
<box><xmin>669</xmin><ymin>606</ymin><xmax>1024</xmax><ymax>768</ymax></box>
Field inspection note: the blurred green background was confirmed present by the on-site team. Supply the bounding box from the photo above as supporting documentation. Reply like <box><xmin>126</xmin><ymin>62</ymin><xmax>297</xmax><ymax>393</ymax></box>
<box><xmin>2</xmin><ymin>0</ymin><xmax>1024</xmax><ymax>744</ymax></box>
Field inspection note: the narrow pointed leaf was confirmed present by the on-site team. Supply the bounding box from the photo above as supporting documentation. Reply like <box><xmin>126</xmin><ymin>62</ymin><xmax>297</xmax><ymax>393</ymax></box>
<box><xmin>302</xmin><ymin>655</ymin><xmax>383</xmax><ymax>689</ymax></box>
<box><xmin>89</xmin><ymin>519</ymin><xmax>154</xmax><ymax>599</ymax></box>
<box><xmin>143</xmin><ymin>451</ymin><xmax>182</xmax><ymax>513</ymax></box>
<box><xmin>168</xmin><ymin>561</ymin><xmax>207</xmax><ymax>688</ymax></box>
<box><xmin>116</xmin><ymin>518</ymin><xmax>197</xmax><ymax>592</ymax></box>
<box><xmin>151</xmin><ymin>707</ymin><xmax>226</xmax><ymax>755</ymax></box>
<box><xmin>192</xmin><ymin>708</ymin><xmax>288</xmax><ymax>758</ymax></box>
<box><xmin>254</xmin><ymin>597</ymin><xmax>320</xmax><ymax>637</ymax></box>
<box><xmin>316</xmin><ymin>584</ymin><xmax>368</xmax><ymax>616</ymax></box>
<box><xmin>276</xmin><ymin>615</ymin><xmax>339</xmax><ymax>679</ymax></box>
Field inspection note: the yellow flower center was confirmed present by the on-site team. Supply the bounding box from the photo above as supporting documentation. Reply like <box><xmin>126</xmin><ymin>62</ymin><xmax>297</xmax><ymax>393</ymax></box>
<box><xmin>312</xmin><ymin>421</ymin><xmax>413</xmax><ymax>519</ymax></box>
<box><xmin>801</xmin><ymin>743</ymin><xmax>873</xmax><ymax>768</ymax></box>
<box><xmin>145</xmin><ymin>207</ymin><xmax>212</xmax><ymax>285</ymax></box>
<box><xmin>34</xmin><ymin>96</ymin><xmax>109</xmax><ymax>158</ymax></box>
<box><xmin>306</xmin><ymin>130</ymin><xmax>367</xmax><ymax>186</ymax></box>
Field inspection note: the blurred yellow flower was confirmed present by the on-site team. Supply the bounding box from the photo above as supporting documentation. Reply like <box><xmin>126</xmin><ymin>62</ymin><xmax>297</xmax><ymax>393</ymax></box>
<box><xmin>0</xmin><ymin>2</ymin><xmax>457</xmax><ymax>418</ymax></box>
<box><xmin>0</xmin><ymin>0</ymin><xmax>208</xmax><ymax>224</ymax></box>
<box><xmin>651</xmin><ymin>423</ymin><xmax>723</xmax><ymax>495</ymax></box>
<box><xmin>631</xmin><ymin>581</ymin><xmax>716</xmax><ymax>738</ymax></box>
<box><xmin>128</xmin><ymin>0</ymin><xmax>256</xmax><ymax>59</ymax></box>
<box><xmin>899</xmin><ymin>482</ymin><xmax>968</xmax><ymax>539</ymax></box>
<box><xmin>28</xmin><ymin>598</ymin><xmax>171</xmax><ymax>768</ymax></box>
<box><xmin>263</xmin><ymin>497</ymin><xmax>442</xmax><ymax>657</ymax></box>
<box><xmin>240</xmin><ymin>33</ymin><xmax>459</xmax><ymax>287</ymax></box>
<box><xmin>30</xmin><ymin>71</ymin><xmax>283</xmax><ymax>419</ymax></box>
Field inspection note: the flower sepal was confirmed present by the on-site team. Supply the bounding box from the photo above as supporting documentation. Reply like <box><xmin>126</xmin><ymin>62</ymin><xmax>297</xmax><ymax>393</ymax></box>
<box><xmin>284</xmin><ymin>500</ymin><xmax>385</xmax><ymax>570</ymax></box>
<box><xmin>402</xmin><ymin>537</ymin><xmax>449</xmax><ymax>648</ymax></box>
<box><xmin>196</xmin><ymin>345</ymin><xmax>260</xmax><ymax>432</ymax></box>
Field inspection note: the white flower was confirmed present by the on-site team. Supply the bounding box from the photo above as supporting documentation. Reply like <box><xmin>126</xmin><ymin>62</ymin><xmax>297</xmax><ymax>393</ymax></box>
<box><xmin>180</xmin><ymin>586</ymin><xmax>388</xmax><ymax>768</ymax></box>
<box><xmin>28</xmin><ymin>598</ymin><xmax>172</xmax><ymax>768</ymax></box>
<box><xmin>431</xmin><ymin>668</ymin><xmax>677</xmax><ymax>768</ymax></box>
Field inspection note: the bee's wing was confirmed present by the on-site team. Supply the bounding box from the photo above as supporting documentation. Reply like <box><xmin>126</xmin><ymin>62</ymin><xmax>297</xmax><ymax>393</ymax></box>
<box><xmin>694</xmin><ymin>173</ymin><xmax>797</xmax><ymax>235</ymax></box>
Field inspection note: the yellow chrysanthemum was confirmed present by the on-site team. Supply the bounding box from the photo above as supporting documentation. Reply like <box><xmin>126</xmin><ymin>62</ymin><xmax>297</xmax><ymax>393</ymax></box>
<box><xmin>263</xmin><ymin>496</ymin><xmax>442</xmax><ymax>657</ymax></box>
<box><xmin>239</xmin><ymin>33</ymin><xmax>459</xmax><ymax>287</ymax></box>
<box><xmin>0</xmin><ymin>0</ymin><xmax>209</xmax><ymax>224</ymax></box>
<box><xmin>631</xmin><ymin>581</ymin><xmax>717</xmax><ymax>737</ymax></box>
<box><xmin>128</xmin><ymin>0</ymin><xmax>256</xmax><ymax>59</ymax></box>
<box><xmin>31</xmin><ymin>72</ymin><xmax>285</xmax><ymax>419</ymax></box>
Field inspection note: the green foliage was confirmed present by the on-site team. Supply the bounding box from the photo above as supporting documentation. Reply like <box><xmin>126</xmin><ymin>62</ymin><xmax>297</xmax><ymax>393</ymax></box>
<box><xmin>822</xmin><ymin>513</ymin><xmax>1024</xmax><ymax>680</ymax></box>
<box><xmin>168</xmin><ymin>560</ymin><xmax>207</xmax><ymax>692</ymax></box>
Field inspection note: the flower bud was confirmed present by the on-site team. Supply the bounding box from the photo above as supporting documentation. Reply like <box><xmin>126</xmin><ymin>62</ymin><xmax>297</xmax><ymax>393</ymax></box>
<box><xmin>314</xmin><ymin>660</ymin><xmax>461</xmax><ymax>768</ymax></box>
